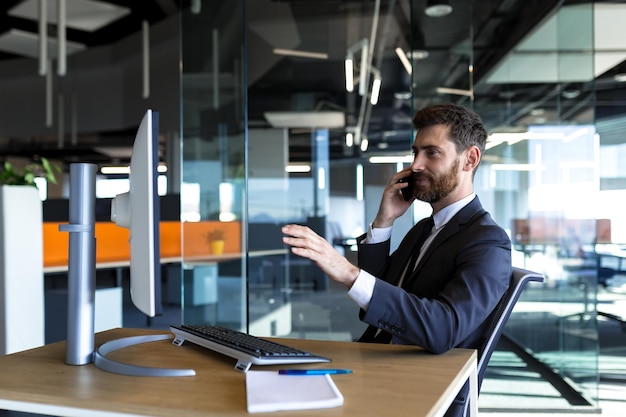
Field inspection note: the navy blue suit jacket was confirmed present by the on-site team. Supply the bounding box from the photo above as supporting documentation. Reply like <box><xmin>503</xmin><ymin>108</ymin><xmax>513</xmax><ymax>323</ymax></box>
<box><xmin>357</xmin><ymin>196</ymin><xmax>512</xmax><ymax>355</ymax></box>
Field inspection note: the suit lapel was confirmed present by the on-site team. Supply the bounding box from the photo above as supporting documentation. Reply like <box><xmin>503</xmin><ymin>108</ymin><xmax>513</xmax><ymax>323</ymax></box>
<box><xmin>403</xmin><ymin>198</ymin><xmax>486</xmax><ymax>288</ymax></box>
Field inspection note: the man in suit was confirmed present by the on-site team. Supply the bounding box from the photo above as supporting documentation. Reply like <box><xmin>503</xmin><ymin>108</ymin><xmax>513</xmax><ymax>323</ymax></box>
<box><xmin>282</xmin><ymin>103</ymin><xmax>511</xmax><ymax>417</ymax></box>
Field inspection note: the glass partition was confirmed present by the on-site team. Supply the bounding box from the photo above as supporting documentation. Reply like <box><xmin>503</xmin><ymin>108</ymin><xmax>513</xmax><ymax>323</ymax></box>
<box><xmin>180</xmin><ymin>3</ymin><xmax>247</xmax><ymax>330</ymax></box>
<box><xmin>474</xmin><ymin>1</ymin><xmax>599</xmax><ymax>410</ymax></box>
<box><xmin>180</xmin><ymin>0</ymin><xmax>604</xmax><ymax>412</ymax></box>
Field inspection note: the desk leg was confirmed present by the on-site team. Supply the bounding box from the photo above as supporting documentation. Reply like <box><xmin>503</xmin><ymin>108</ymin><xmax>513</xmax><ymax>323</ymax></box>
<box><xmin>468</xmin><ymin>363</ymin><xmax>478</xmax><ymax>417</ymax></box>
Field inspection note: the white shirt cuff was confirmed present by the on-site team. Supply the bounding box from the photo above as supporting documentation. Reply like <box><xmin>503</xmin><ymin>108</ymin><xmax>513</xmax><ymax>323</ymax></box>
<box><xmin>347</xmin><ymin>269</ymin><xmax>376</xmax><ymax>311</ymax></box>
<box><xmin>367</xmin><ymin>223</ymin><xmax>392</xmax><ymax>244</ymax></box>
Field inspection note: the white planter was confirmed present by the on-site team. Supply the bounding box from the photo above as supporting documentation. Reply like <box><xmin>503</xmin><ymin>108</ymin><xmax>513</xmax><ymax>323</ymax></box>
<box><xmin>0</xmin><ymin>185</ymin><xmax>45</xmax><ymax>355</ymax></box>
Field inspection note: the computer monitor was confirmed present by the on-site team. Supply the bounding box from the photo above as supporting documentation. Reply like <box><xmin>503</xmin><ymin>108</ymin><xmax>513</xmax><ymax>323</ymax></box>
<box><xmin>110</xmin><ymin>109</ymin><xmax>162</xmax><ymax>317</ymax></box>
<box><xmin>93</xmin><ymin>110</ymin><xmax>194</xmax><ymax>377</ymax></box>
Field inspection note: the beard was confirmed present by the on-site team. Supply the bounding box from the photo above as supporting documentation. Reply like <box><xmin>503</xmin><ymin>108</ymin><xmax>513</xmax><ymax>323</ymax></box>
<box><xmin>411</xmin><ymin>158</ymin><xmax>460</xmax><ymax>203</ymax></box>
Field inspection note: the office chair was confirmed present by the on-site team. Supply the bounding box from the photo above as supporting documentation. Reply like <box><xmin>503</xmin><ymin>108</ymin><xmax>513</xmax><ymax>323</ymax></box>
<box><xmin>477</xmin><ymin>267</ymin><xmax>544</xmax><ymax>388</ymax></box>
<box><xmin>454</xmin><ymin>267</ymin><xmax>544</xmax><ymax>417</ymax></box>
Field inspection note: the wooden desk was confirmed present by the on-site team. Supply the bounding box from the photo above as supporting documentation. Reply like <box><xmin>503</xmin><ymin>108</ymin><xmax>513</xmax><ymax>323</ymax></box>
<box><xmin>0</xmin><ymin>328</ymin><xmax>477</xmax><ymax>417</ymax></box>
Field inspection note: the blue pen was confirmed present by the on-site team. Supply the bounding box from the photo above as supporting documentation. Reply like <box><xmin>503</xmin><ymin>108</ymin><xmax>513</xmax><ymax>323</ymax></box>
<box><xmin>278</xmin><ymin>369</ymin><xmax>352</xmax><ymax>375</ymax></box>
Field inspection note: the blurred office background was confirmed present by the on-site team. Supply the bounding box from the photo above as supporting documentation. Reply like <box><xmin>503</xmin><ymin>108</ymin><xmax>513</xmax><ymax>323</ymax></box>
<box><xmin>1</xmin><ymin>0</ymin><xmax>625</xmax><ymax>414</ymax></box>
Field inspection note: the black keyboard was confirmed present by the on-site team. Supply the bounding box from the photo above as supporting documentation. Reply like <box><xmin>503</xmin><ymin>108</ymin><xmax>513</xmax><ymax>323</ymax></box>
<box><xmin>170</xmin><ymin>324</ymin><xmax>331</xmax><ymax>372</ymax></box>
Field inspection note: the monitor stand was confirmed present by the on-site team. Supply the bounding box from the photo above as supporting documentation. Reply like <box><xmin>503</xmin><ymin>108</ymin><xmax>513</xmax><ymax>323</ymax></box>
<box><xmin>62</xmin><ymin>163</ymin><xmax>195</xmax><ymax>377</ymax></box>
<box><xmin>93</xmin><ymin>334</ymin><xmax>195</xmax><ymax>377</ymax></box>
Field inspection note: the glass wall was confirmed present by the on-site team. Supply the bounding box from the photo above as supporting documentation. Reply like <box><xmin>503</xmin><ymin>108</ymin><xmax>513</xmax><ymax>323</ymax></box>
<box><xmin>180</xmin><ymin>3</ymin><xmax>247</xmax><ymax>330</ymax></box>
<box><xmin>474</xmin><ymin>2</ymin><xmax>599</xmax><ymax>409</ymax></box>
<box><xmin>180</xmin><ymin>0</ymin><xmax>612</xmax><ymax>412</ymax></box>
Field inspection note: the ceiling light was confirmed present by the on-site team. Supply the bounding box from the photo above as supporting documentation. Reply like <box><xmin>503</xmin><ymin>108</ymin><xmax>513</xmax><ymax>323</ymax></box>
<box><xmin>613</xmin><ymin>73</ymin><xmax>626</xmax><ymax>82</ymax></box>
<box><xmin>345</xmin><ymin>38</ymin><xmax>369</xmax><ymax>96</ymax></box>
<box><xmin>264</xmin><ymin>111</ymin><xmax>345</xmax><ymax>128</ymax></box>
<box><xmin>369</xmin><ymin>66</ymin><xmax>382</xmax><ymax>105</ymax></box>
<box><xmin>408</xmin><ymin>49</ymin><xmax>429</xmax><ymax>60</ymax></box>
<box><xmin>436</xmin><ymin>87</ymin><xmax>473</xmax><ymax>98</ymax></box>
<box><xmin>561</xmin><ymin>89</ymin><xmax>580</xmax><ymax>99</ymax></box>
<box><xmin>101</xmin><ymin>166</ymin><xmax>130</xmax><ymax>175</ymax></box>
<box><xmin>285</xmin><ymin>164</ymin><xmax>311</xmax><ymax>173</ymax></box>
<box><xmin>369</xmin><ymin>155</ymin><xmax>413</xmax><ymax>164</ymax></box>
<box><xmin>394</xmin><ymin>91</ymin><xmax>412</xmax><ymax>100</ymax></box>
<box><xmin>395</xmin><ymin>47</ymin><xmax>412</xmax><ymax>75</ymax></box>
<box><xmin>360</xmin><ymin>137</ymin><xmax>369</xmax><ymax>152</ymax></box>
<box><xmin>345</xmin><ymin>57</ymin><xmax>354</xmax><ymax>92</ymax></box>
<box><xmin>273</xmin><ymin>48</ymin><xmax>328</xmax><ymax>60</ymax></box>
<box><xmin>425</xmin><ymin>0</ymin><xmax>452</xmax><ymax>17</ymax></box>
<box><xmin>345</xmin><ymin>132</ymin><xmax>354</xmax><ymax>147</ymax></box>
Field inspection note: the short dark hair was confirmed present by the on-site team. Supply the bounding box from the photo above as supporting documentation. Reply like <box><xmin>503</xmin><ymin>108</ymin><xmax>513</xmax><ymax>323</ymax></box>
<box><xmin>412</xmin><ymin>103</ymin><xmax>487</xmax><ymax>155</ymax></box>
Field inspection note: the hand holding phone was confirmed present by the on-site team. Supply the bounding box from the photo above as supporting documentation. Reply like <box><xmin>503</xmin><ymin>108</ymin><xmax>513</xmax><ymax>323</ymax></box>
<box><xmin>399</xmin><ymin>174</ymin><xmax>414</xmax><ymax>201</ymax></box>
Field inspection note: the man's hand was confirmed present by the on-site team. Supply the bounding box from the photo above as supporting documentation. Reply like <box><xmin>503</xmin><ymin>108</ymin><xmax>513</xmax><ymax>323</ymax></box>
<box><xmin>281</xmin><ymin>224</ymin><xmax>360</xmax><ymax>288</ymax></box>
<box><xmin>372</xmin><ymin>168</ymin><xmax>415</xmax><ymax>229</ymax></box>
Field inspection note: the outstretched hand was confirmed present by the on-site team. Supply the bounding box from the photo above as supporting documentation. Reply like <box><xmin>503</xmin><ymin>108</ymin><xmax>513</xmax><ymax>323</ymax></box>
<box><xmin>281</xmin><ymin>224</ymin><xmax>360</xmax><ymax>288</ymax></box>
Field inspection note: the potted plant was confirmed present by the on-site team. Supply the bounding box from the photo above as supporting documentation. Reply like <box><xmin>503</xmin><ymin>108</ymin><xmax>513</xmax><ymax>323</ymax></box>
<box><xmin>205</xmin><ymin>228</ymin><xmax>225</xmax><ymax>255</ymax></box>
<box><xmin>0</xmin><ymin>157</ymin><xmax>60</xmax><ymax>187</ymax></box>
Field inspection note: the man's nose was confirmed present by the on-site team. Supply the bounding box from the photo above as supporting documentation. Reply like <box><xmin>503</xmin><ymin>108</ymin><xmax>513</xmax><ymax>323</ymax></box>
<box><xmin>410</xmin><ymin>153</ymin><xmax>425</xmax><ymax>171</ymax></box>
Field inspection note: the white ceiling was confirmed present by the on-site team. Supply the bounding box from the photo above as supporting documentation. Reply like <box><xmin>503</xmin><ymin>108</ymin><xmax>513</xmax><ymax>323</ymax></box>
<box><xmin>486</xmin><ymin>3</ymin><xmax>626</xmax><ymax>84</ymax></box>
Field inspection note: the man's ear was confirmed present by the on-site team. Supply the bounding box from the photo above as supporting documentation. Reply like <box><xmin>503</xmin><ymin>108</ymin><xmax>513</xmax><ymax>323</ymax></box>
<box><xmin>464</xmin><ymin>146</ymin><xmax>481</xmax><ymax>171</ymax></box>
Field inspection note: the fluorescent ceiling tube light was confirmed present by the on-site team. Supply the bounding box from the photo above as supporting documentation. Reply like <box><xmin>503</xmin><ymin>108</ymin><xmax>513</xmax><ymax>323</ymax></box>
<box><xmin>360</xmin><ymin>137</ymin><xmax>369</xmax><ymax>152</ymax></box>
<box><xmin>273</xmin><ymin>48</ymin><xmax>328</xmax><ymax>60</ymax></box>
<box><xmin>345</xmin><ymin>56</ymin><xmax>354</xmax><ymax>92</ymax></box>
<box><xmin>345</xmin><ymin>132</ymin><xmax>354</xmax><ymax>147</ymax></box>
<box><xmin>101</xmin><ymin>166</ymin><xmax>130</xmax><ymax>175</ymax></box>
<box><xmin>369</xmin><ymin>155</ymin><xmax>414</xmax><ymax>164</ymax></box>
<box><xmin>395</xmin><ymin>47</ymin><xmax>412</xmax><ymax>75</ymax></box>
<box><xmin>370</xmin><ymin>67</ymin><xmax>382</xmax><ymax>105</ymax></box>
<box><xmin>436</xmin><ymin>87</ymin><xmax>473</xmax><ymax>97</ymax></box>
<box><xmin>285</xmin><ymin>164</ymin><xmax>311</xmax><ymax>173</ymax></box>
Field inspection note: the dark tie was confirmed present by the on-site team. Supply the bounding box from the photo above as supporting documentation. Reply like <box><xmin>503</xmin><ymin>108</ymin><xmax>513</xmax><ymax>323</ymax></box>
<box><xmin>359</xmin><ymin>216</ymin><xmax>434</xmax><ymax>344</ymax></box>
<box><xmin>397</xmin><ymin>216</ymin><xmax>434</xmax><ymax>287</ymax></box>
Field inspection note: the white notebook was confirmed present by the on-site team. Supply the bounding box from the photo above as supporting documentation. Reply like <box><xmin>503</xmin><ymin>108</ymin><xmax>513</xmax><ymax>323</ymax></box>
<box><xmin>245</xmin><ymin>370</ymin><xmax>344</xmax><ymax>413</ymax></box>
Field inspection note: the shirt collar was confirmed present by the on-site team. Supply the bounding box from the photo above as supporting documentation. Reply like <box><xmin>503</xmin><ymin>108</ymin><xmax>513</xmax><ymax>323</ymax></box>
<box><xmin>432</xmin><ymin>193</ymin><xmax>475</xmax><ymax>230</ymax></box>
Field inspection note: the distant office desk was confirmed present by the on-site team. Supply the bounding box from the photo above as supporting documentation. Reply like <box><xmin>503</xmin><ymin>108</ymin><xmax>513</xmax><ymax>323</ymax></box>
<box><xmin>0</xmin><ymin>328</ymin><xmax>477</xmax><ymax>417</ymax></box>
<box><xmin>43</xmin><ymin>250</ymin><xmax>287</xmax><ymax>274</ymax></box>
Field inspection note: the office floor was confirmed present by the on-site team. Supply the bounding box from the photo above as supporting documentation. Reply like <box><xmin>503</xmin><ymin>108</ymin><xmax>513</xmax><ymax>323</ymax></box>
<box><xmin>479</xmin><ymin>316</ymin><xmax>626</xmax><ymax>416</ymax></box>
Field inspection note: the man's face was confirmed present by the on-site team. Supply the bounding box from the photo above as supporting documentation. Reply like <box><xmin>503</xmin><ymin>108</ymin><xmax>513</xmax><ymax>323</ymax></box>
<box><xmin>408</xmin><ymin>124</ymin><xmax>462</xmax><ymax>204</ymax></box>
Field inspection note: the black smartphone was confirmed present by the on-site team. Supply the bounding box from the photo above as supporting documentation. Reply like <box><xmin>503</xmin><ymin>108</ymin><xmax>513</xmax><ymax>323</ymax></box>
<box><xmin>399</xmin><ymin>175</ymin><xmax>414</xmax><ymax>201</ymax></box>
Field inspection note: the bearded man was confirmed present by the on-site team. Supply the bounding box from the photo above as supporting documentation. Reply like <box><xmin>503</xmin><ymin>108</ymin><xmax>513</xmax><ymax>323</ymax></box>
<box><xmin>282</xmin><ymin>103</ymin><xmax>512</xmax><ymax>417</ymax></box>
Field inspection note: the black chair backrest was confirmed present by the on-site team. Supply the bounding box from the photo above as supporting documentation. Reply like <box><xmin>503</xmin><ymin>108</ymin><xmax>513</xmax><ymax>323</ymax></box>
<box><xmin>476</xmin><ymin>267</ymin><xmax>544</xmax><ymax>389</ymax></box>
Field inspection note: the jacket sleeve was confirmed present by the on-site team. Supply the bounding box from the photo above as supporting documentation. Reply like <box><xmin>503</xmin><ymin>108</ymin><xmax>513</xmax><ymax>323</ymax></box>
<box><xmin>360</xmin><ymin>222</ymin><xmax>512</xmax><ymax>354</ymax></box>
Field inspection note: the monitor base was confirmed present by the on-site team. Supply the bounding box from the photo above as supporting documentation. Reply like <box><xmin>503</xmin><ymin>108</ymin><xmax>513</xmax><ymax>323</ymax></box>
<box><xmin>93</xmin><ymin>334</ymin><xmax>196</xmax><ymax>377</ymax></box>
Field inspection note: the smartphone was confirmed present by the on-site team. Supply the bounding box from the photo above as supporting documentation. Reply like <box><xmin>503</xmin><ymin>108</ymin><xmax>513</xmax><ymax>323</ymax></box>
<box><xmin>399</xmin><ymin>175</ymin><xmax>414</xmax><ymax>201</ymax></box>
